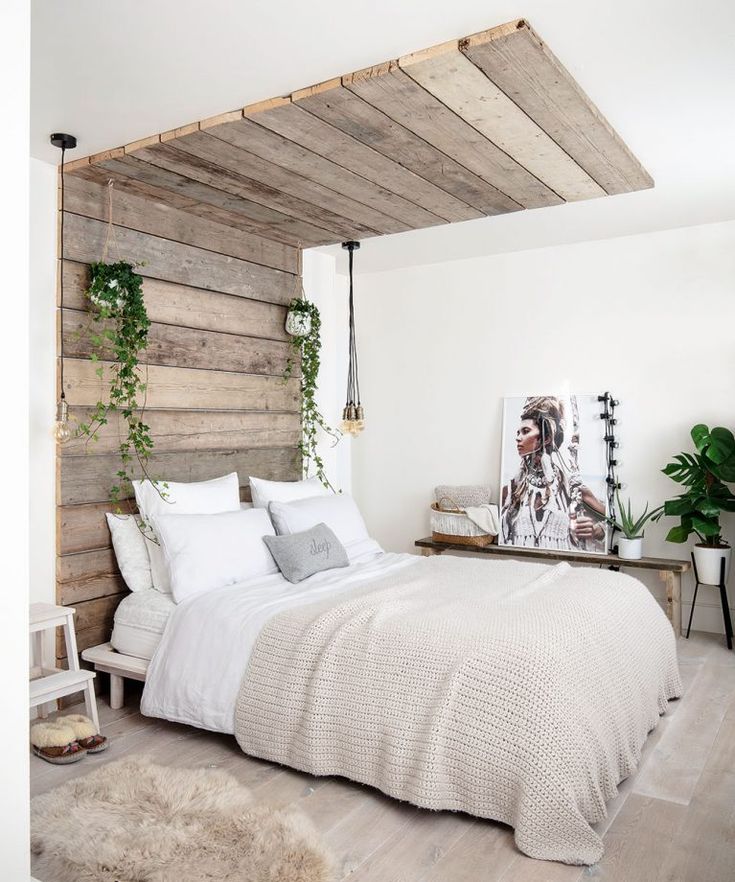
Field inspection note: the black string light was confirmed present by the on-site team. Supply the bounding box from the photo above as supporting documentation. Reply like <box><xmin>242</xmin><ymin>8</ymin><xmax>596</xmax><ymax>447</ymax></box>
<box><xmin>51</xmin><ymin>132</ymin><xmax>77</xmax><ymax>444</ymax></box>
<box><xmin>341</xmin><ymin>241</ymin><xmax>364</xmax><ymax>436</ymax></box>
<box><xmin>599</xmin><ymin>392</ymin><xmax>622</xmax><ymax>544</ymax></box>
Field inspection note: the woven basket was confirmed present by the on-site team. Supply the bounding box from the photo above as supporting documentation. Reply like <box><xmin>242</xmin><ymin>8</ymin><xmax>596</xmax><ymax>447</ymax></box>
<box><xmin>430</xmin><ymin>498</ymin><xmax>496</xmax><ymax>547</ymax></box>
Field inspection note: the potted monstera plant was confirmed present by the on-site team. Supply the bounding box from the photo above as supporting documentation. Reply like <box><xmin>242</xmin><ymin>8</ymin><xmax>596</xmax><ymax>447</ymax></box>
<box><xmin>654</xmin><ymin>424</ymin><xmax>735</xmax><ymax>584</ymax></box>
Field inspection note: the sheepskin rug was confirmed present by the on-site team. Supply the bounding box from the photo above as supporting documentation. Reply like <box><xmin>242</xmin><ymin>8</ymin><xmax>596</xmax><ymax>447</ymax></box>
<box><xmin>31</xmin><ymin>756</ymin><xmax>334</xmax><ymax>882</ymax></box>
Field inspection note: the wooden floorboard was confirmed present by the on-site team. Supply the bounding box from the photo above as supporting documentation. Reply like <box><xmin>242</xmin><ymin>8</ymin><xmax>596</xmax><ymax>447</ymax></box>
<box><xmin>30</xmin><ymin>631</ymin><xmax>734</xmax><ymax>882</ymax></box>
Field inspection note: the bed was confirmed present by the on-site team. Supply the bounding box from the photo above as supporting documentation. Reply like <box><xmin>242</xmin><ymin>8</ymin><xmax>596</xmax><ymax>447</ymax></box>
<box><xmin>140</xmin><ymin>546</ymin><xmax>681</xmax><ymax>866</ymax></box>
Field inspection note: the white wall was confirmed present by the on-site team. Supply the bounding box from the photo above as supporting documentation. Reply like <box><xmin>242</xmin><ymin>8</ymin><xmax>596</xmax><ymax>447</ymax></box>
<box><xmin>29</xmin><ymin>157</ymin><xmax>57</xmax><ymax>608</ymax></box>
<box><xmin>350</xmin><ymin>220</ymin><xmax>735</xmax><ymax>632</ymax></box>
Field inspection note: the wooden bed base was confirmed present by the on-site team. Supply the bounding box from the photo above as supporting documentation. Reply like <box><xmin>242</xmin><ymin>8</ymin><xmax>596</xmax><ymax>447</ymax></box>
<box><xmin>81</xmin><ymin>643</ymin><xmax>148</xmax><ymax>710</ymax></box>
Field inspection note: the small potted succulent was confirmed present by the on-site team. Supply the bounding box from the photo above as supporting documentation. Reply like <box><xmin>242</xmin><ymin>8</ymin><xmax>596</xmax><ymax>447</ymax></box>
<box><xmin>611</xmin><ymin>494</ymin><xmax>659</xmax><ymax>560</ymax></box>
<box><xmin>653</xmin><ymin>424</ymin><xmax>735</xmax><ymax>584</ymax></box>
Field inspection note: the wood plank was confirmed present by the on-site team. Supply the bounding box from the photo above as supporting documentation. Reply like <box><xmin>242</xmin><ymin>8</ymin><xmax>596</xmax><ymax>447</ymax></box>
<box><xmin>61</xmin><ymin>409</ymin><xmax>302</xmax><ymax>457</ymax></box>
<box><xmin>343</xmin><ymin>61</ymin><xmax>557</xmax><ymax>210</ymax></box>
<box><xmin>244</xmin><ymin>101</ymin><xmax>466</xmax><ymax>225</ymax></box>
<box><xmin>631</xmin><ymin>659</ymin><xmax>735</xmax><ymax>804</ymax></box>
<box><xmin>61</xmin><ymin>358</ymin><xmax>301</xmax><ymax>412</ymax></box>
<box><xmin>59</xmin><ymin>446</ymin><xmax>301</xmax><ymax>504</ymax></box>
<box><xmin>95</xmin><ymin>153</ymin><xmax>337</xmax><ymax>248</ymax></box>
<box><xmin>399</xmin><ymin>41</ymin><xmax>605</xmax><ymax>202</ymax></box>
<box><xmin>171</xmin><ymin>129</ymin><xmax>409</xmax><ymax>235</ymax></box>
<box><xmin>114</xmin><ymin>147</ymin><xmax>350</xmax><ymax>245</ymax></box>
<box><xmin>59</xmin><ymin>573</ymin><xmax>127</xmax><ymax>606</ymax></box>
<box><xmin>461</xmin><ymin>20</ymin><xmax>654</xmax><ymax>194</ymax></box>
<box><xmin>134</xmin><ymin>139</ymin><xmax>377</xmax><ymax>240</ymax></box>
<box><xmin>65</xmin><ymin>171</ymin><xmax>298</xmax><ymax>273</ymax></box>
<box><xmin>57</xmin><ymin>622</ymin><xmax>118</xmax><ymax>661</ymax></box>
<box><xmin>57</xmin><ymin>547</ymin><xmax>118</xmax><ymax>583</ymax></box>
<box><xmin>62</xmin><ymin>308</ymin><xmax>297</xmax><ymax>377</ymax></box>
<box><xmin>62</xmin><ymin>213</ymin><xmax>295</xmax><ymax>305</ymax></box>
<box><xmin>124</xmin><ymin>134</ymin><xmax>161</xmax><ymax>154</ymax></box>
<box><xmin>415</xmin><ymin>538</ymin><xmax>690</xmax><ymax>572</ymax></box>
<box><xmin>58</xmin><ymin>501</ymin><xmax>118</xmax><ymax>554</ymax></box>
<box><xmin>199</xmin><ymin>109</ymin><xmax>243</xmax><ymax>129</ymax></box>
<box><xmin>71</xmin><ymin>161</ymin><xmax>307</xmax><ymax>248</ymax></box>
<box><xmin>209</xmin><ymin>117</ymin><xmax>444</xmax><ymax>231</ymax></box>
<box><xmin>62</xmin><ymin>261</ymin><xmax>292</xmax><ymax>341</ymax></box>
<box><xmin>292</xmin><ymin>79</ymin><xmax>510</xmax><ymax>218</ymax></box>
<box><xmin>160</xmin><ymin>122</ymin><xmax>199</xmax><ymax>142</ymax></box>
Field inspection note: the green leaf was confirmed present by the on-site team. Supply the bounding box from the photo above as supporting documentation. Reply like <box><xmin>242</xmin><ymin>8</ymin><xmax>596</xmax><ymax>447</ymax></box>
<box><xmin>666</xmin><ymin>524</ymin><xmax>691</xmax><ymax>543</ymax></box>
<box><xmin>691</xmin><ymin>516</ymin><xmax>721</xmax><ymax>537</ymax></box>
<box><xmin>706</xmin><ymin>427</ymin><xmax>735</xmax><ymax>464</ymax></box>
<box><xmin>690</xmin><ymin>424</ymin><xmax>710</xmax><ymax>452</ymax></box>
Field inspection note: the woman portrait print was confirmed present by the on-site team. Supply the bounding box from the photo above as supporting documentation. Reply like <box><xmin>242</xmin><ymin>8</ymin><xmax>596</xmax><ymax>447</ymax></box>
<box><xmin>500</xmin><ymin>395</ymin><xmax>607</xmax><ymax>552</ymax></box>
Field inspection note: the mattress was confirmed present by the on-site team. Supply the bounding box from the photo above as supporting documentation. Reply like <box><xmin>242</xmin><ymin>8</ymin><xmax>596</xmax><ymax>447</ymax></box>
<box><xmin>111</xmin><ymin>589</ymin><xmax>176</xmax><ymax>660</ymax></box>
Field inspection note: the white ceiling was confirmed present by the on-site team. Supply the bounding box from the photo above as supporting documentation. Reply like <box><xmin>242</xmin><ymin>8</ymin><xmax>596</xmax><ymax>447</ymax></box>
<box><xmin>32</xmin><ymin>0</ymin><xmax>735</xmax><ymax>272</ymax></box>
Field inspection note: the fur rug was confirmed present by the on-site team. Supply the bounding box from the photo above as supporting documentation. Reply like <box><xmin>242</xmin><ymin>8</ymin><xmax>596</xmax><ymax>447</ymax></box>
<box><xmin>31</xmin><ymin>756</ymin><xmax>334</xmax><ymax>882</ymax></box>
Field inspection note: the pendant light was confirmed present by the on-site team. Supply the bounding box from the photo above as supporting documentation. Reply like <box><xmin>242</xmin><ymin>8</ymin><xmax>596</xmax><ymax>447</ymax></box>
<box><xmin>51</xmin><ymin>132</ymin><xmax>77</xmax><ymax>444</ymax></box>
<box><xmin>341</xmin><ymin>241</ymin><xmax>364</xmax><ymax>437</ymax></box>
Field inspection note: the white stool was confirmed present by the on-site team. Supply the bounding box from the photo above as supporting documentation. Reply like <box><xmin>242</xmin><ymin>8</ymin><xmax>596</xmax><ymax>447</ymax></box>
<box><xmin>30</xmin><ymin>602</ymin><xmax>100</xmax><ymax>732</ymax></box>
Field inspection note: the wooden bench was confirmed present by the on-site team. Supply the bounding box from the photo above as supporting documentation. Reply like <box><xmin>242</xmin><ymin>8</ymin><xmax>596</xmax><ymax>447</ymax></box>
<box><xmin>415</xmin><ymin>537</ymin><xmax>690</xmax><ymax>635</ymax></box>
<box><xmin>81</xmin><ymin>643</ymin><xmax>148</xmax><ymax>710</ymax></box>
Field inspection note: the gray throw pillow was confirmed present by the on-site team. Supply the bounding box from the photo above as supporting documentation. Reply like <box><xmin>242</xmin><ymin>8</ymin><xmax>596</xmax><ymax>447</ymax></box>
<box><xmin>263</xmin><ymin>523</ymin><xmax>349</xmax><ymax>583</ymax></box>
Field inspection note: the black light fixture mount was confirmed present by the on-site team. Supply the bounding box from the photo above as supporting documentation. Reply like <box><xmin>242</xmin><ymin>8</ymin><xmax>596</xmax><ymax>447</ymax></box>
<box><xmin>341</xmin><ymin>240</ymin><xmax>364</xmax><ymax>437</ymax></box>
<box><xmin>51</xmin><ymin>132</ymin><xmax>78</xmax><ymax>444</ymax></box>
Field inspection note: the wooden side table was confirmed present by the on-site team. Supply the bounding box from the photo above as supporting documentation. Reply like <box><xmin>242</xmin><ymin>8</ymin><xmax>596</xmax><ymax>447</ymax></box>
<box><xmin>30</xmin><ymin>602</ymin><xmax>100</xmax><ymax>731</ymax></box>
<box><xmin>414</xmin><ymin>538</ymin><xmax>690</xmax><ymax>636</ymax></box>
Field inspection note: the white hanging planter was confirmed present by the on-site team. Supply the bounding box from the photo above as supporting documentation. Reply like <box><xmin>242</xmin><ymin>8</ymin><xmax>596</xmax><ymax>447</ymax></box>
<box><xmin>617</xmin><ymin>537</ymin><xmax>643</xmax><ymax>560</ymax></box>
<box><xmin>693</xmin><ymin>544</ymin><xmax>731</xmax><ymax>585</ymax></box>
<box><xmin>285</xmin><ymin>310</ymin><xmax>311</xmax><ymax>337</ymax></box>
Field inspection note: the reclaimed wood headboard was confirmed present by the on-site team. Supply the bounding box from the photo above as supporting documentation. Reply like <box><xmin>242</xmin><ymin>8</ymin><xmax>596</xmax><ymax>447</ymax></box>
<box><xmin>56</xmin><ymin>171</ymin><xmax>302</xmax><ymax>664</ymax></box>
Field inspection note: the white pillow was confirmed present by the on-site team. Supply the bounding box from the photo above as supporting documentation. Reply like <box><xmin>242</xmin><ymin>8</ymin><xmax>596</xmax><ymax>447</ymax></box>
<box><xmin>154</xmin><ymin>508</ymin><xmax>278</xmax><ymax>603</ymax></box>
<box><xmin>105</xmin><ymin>513</ymin><xmax>154</xmax><ymax>593</ymax></box>
<box><xmin>249</xmin><ymin>475</ymin><xmax>330</xmax><ymax>509</ymax></box>
<box><xmin>268</xmin><ymin>494</ymin><xmax>381</xmax><ymax>560</ymax></box>
<box><xmin>133</xmin><ymin>473</ymin><xmax>241</xmax><ymax>594</ymax></box>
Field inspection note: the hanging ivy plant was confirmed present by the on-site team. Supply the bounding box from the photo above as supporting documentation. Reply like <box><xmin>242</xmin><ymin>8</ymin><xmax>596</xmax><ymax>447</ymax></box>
<box><xmin>76</xmin><ymin>261</ymin><xmax>165</xmax><ymax>510</ymax></box>
<box><xmin>284</xmin><ymin>297</ymin><xmax>340</xmax><ymax>490</ymax></box>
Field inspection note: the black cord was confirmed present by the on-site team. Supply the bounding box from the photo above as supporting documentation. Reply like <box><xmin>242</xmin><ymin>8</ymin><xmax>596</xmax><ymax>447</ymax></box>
<box><xmin>59</xmin><ymin>145</ymin><xmax>66</xmax><ymax>402</ymax></box>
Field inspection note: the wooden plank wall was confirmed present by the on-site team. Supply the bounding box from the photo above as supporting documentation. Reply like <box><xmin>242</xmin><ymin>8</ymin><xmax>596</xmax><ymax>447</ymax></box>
<box><xmin>56</xmin><ymin>172</ymin><xmax>302</xmax><ymax>661</ymax></box>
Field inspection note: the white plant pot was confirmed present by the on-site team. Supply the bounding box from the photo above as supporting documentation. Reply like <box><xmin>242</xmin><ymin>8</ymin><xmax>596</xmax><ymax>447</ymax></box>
<box><xmin>285</xmin><ymin>311</ymin><xmax>311</xmax><ymax>337</ymax></box>
<box><xmin>618</xmin><ymin>537</ymin><xmax>643</xmax><ymax>560</ymax></box>
<box><xmin>693</xmin><ymin>544</ymin><xmax>731</xmax><ymax>585</ymax></box>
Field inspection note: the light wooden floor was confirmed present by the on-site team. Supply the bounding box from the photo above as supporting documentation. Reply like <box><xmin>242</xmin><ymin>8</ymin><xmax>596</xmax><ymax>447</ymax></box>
<box><xmin>31</xmin><ymin>631</ymin><xmax>735</xmax><ymax>882</ymax></box>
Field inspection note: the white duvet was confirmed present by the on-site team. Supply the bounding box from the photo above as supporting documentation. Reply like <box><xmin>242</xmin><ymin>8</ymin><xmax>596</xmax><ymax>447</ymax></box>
<box><xmin>141</xmin><ymin>550</ymin><xmax>417</xmax><ymax>733</ymax></box>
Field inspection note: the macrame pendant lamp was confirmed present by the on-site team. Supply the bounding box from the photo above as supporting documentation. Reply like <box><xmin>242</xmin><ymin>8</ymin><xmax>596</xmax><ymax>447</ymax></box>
<box><xmin>51</xmin><ymin>133</ymin><xmax>77</xmax><ymax>444</ymax></box>
<box><xmin>341</xmin><ymin>241</ymin><xmax>364</xmax><ymax>437</ymax></box>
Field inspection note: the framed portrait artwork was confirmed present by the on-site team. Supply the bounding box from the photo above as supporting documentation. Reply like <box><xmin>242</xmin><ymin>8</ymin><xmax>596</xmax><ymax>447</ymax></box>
<box><xmin>499</xmin><ymin>394</ymin><xmax>609</xmax><ymax>554</ymax></box>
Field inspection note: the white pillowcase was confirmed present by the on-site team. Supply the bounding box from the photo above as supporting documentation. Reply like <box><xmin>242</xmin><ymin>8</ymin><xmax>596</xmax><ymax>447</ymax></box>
<box><xmin>268</xmin><ymin>493</ymin><xmax>382</xmax><ymax>561</ymax></box>
<box><xmin>249</xmin><ymin>475</ymin><xmax>330</xmax><ymax>509</ymax></box>
<box><xmin>133</xmin><ymin>473</ymin><xmax>241</xmax><ymax>594</ymax></box>
<box><xmin>105</xmin><ymin>513</ymin><xmax>154</xmax><ymax>593</ymax></box>
<box><xmin>154</xmin><ymin>508</ymin><xmax>278</xmax><ymax>603</ymax></box>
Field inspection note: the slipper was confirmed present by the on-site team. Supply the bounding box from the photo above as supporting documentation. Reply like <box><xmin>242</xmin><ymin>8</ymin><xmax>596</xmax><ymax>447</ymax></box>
<box><xmin>30</xmin><ymin>721</ymin><xmax>87</xmax><ymax>765</ymax></box>
<box><xmin>58</xmin><ymin>714</ymin><xmax>109</xmax><ymax>754</ymax></box>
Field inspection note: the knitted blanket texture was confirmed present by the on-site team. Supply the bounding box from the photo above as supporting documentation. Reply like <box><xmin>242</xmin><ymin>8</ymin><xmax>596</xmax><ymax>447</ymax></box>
<box><xmin>236</xmin><ymin>556</ymin><xmax>681</xmax><ymax>864</ymax></box>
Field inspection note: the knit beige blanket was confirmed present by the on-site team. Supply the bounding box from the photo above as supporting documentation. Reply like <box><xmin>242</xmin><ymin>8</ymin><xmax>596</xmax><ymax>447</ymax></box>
<box><xmin>235</xmin><ymin>556</ymin><xmax>681</xmax><ymax>865</ymax></box>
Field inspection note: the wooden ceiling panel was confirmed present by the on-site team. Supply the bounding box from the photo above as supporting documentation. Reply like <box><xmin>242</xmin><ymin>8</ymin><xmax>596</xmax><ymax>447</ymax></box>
<box><xmin>292</xmin><ymin>78</ymin><xmax>513</xmax><ymax>218</ymax></box>
<box><xmin>342</xmin><ymin>61</ymin><xmax>559</xmax><ymax>210</ymax></box>
<box><xmin>169</xmin><ymin>129</ymin><xmax>409</xmax><ymax>236</ymax></box>
<box><xmin>67</xmin><ymin>18</ymin><xmax>653</xmax><ymax>246</ymax></box>
<box><xmin>206</xmin><ymin>117</ymin><xmax>442</xmax><ymax>231</ymax></box>
<box><xmin>399</xmin><ymin>42</ymin><xmax>604</xmax><ymax>202</ymax></box>
<box><xmin>461</xmin><ymin>21</ymin><xmax>653</xmax><ymax>194</ymax></box>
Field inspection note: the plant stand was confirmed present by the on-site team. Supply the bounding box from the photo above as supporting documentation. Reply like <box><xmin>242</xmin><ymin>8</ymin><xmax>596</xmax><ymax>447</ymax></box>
<box><xmin>687</xmin><ymin>553</ymin><xmax>733</xmax><ymax>650</ymax></box>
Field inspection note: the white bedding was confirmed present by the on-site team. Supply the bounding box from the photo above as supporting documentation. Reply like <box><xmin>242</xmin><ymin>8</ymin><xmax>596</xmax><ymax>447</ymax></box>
<box><xmin>111</xmin><ymin>590</ymin><xmax>176</xmax><ymax>660</ymax></box>
<box><xmin>141</xmin><ymin>550</ymin><xmax>416</xmax><ymax>733</ymax></box>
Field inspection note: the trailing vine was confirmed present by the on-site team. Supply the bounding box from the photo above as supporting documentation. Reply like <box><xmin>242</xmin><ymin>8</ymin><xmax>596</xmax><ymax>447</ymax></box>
<box><xmin>284</xmin><ymin>297</ymin><xmax>340</xmax><ymax>490</ymax></box>
<box><xmin>76</xmin><ymin>261</ymin><xmax>165</xmax><ymax>511</ymax></box>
